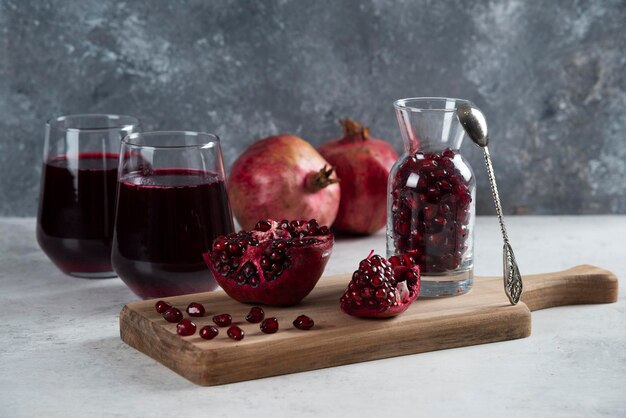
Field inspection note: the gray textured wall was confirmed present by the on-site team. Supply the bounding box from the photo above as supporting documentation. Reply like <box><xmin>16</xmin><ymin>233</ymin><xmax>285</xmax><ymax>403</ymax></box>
<box><xmin>1</xmin><ymin>0</ymin><xmax>625</xmax><ymax>216</ymax></box>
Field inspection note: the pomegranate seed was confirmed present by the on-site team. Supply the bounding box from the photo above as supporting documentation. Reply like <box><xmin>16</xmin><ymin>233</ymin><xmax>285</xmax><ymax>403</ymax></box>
<box><xmin>422</xmin><ymin>204</ymin><xmax>437</xmax><ymax>220</ymax></box>
<box><xmin>255</xmin><ymin>220</ymin><xmax>272</xmax><ymax>232</ymax></box>
<box><xmin>176</xmin><ymin>319</ymin><xmax>197</xmax><ymax>336</ymax></box>
<box><xmin>245</xmin><ymin>306</ymin><xmax>265</xmax><ymax>323</ymax></box>
<box><xmin>260</xmin><ymin>317</ymin><xmax>279</xmax><ymax>334</ymax></box>
<box><xmin>404</xmin><ymin>269</ymin><xmax>419</xmax><ymax>283</ymax></box>
<box><xmin>269</xmin><ymin>251</ymin><xmax>283</xmax><ymax>261</ymax></box>
<box><xmin>213</xmin><ymin>313</ymin><xmax>232</xmax><ymax>327</ymax></box>
<box><xmin>459</xmin><ymin>192</ymin><xmax>472</xmax><ymax>208</ymax></box>
<box><xmin>199</xmin><ymin>325</ymin><xmax>219</xmax><ymax>340</ymax></box>
<box><xmin>395</xmin><ymin>220</ymin><xmax>410</xmax><ymax>236</ymax></box>
<box><xmin>437</xmin><ymin>179</ymin><xmax>452</xmax><ymax>190</ymax></box>
<box><xmin>421</xmin><ymin>159</ymin><xmax>438</xmax><ymax>170</ymax></box>
<box><xmin>227</xmin><ymin>325</ymin><xmax>245</xmax><ymax>340</ymax></box>
<box><xmin>388</xmin><ymin>255</ymin><xmax>401</xmax><ymax>267</ymax></box>
<box><xmin>155</xmin><ymin>300</ymin><xmax>172</xmax><ymax>314</ymax></box>
<box><xmin>229</xmin><ymin>243</ymin><xmax>242</xmax><ymax>255</ymax></box>
<box><xmin>293</xmin><ymin>315</ymin><xmax>314</xmax><ymax>330</ymax></box>
<box><xmin>163</xmin><ymin>307</ymin><xmax>183</xmax><ymax>323</ymax></box>
<box><xmin>443</xmin><ymin>148</ymin><xmax>455</xmax><ymax>158</ymax></box>
<box><xmin>186</xmin><ymin>302</ymin><xmax>205</xmax><ymax>317</ymax></box>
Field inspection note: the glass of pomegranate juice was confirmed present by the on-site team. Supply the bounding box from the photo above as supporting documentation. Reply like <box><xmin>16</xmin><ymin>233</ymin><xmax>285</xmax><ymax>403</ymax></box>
<box><xmin>37</xmin><ymin>114</ymin><xmax>141</xmax><ymax>278</ymax></box>
<box><xmin>111</xmin><ymin>131</ymin><xmax>235</xmax><ymax>299</ymax></box>
<box><xmin>388</xmin><ymin>98</ymin><xmax>477</xmax><ymax>297</ymax></box>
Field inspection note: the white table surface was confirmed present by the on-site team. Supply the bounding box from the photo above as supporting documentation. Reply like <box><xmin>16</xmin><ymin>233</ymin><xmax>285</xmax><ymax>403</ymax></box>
<box><xmin>0</xmin><ymin>216</ymin><xmax>624</xmax><ymax>418</ymax></box>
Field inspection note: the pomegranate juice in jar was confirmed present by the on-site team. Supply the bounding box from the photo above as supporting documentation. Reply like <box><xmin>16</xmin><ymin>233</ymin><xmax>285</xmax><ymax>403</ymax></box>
<box><xmin>388</xmin><ymin>98</ymin><xmax>476</xmax><ymax>297</ymax></box>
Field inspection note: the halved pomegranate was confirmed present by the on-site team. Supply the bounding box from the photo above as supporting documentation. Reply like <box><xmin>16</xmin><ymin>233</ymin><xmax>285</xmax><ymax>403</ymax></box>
<box><xmin>204</xmin><ymin>219</ymin><xmax>334</xmax><ymax>306</ymax></box>
<box><xmin>340</xmin><ymin>251</ymin><xmax>421</xmax><ymax>318</ymax></box>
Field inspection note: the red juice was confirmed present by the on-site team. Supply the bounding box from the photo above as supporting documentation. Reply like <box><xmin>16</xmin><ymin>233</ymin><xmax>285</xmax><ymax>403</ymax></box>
<box><xmin>111</xmin><ymin>169</ymin><xmax>234</xmax><ymax>298</ymax></box>
<box><xmin>36</xmin><ymin>153</ymin><xmax>119</xmax><ymax>276</ymax></box>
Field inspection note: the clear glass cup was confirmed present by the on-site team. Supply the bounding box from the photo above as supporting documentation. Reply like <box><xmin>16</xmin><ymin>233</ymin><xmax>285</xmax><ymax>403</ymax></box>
<box><xmin>388</xmin><ymin>98</ymin><xmax>476</xmax><ymax>297</ymax></box>
<box><xmin>111</xmin><ymin>131</ymin><xmax>235</xmax><ymax>299</ymax></box>
<box><xmin>36</xmin><ymin>114</ymin><xmax>141</xmax><ymax>278</ymax></box>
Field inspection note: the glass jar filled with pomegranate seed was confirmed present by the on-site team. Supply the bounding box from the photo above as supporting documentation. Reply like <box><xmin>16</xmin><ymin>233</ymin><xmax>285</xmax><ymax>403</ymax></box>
<box><xmin>387</xmin><ymin>98</ymin><xmax>476</xmax><ymax>297</ymax></box>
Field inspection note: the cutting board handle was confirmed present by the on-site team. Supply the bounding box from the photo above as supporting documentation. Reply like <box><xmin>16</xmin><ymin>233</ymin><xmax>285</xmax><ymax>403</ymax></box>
<box><xmin>520</xmin><ymin>264</ymin><xmax>618</xmax><ymax>311</ymax></box>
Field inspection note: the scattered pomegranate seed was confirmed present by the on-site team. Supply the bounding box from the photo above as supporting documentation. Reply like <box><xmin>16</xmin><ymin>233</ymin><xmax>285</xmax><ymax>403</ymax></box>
<box><xmin>293</xmin><ymin>315</ymin><xmax>314</xmax><ymax>330</ymax></box>
<box><xmin>227</xmin><ymin>325</ymin><xmax>245</xmax><ymax>341</ymax></box>
<box><xmin>155</xmin><ymin>300</ymin><xmax>172</xmax><ymax>314</ymax></box>
<box><xmin>163</xmin><ymin>307</ymin><xmax>183</xmax><ymax>323</ymax></box>
<box><xmin>245</xmin><ymin>306</ymin><xmax>265</xmax><ymax>323</ymax></box>
<box><xmin>199</xmin><ymin>325</ymin><xmax>219</xmax><ymax>340</ymax></box>
<box><xmin>212</xmin><ymin>313</ymin><xmax>232</xmax><ymax>327</ymax></box>
<box><xmin>176</xmin><ymin>319</ymin><xmax>197</xmax><ymax>336</ymax></box>
<box><xmin>260</xmin><ymin>317</ymin><xmax>279</xmax><ymax>334</ymax></box>
<box><xmin>186</xmin><ymin>302</ymin><xmax>205</xmax><ymax>317</ymax></box>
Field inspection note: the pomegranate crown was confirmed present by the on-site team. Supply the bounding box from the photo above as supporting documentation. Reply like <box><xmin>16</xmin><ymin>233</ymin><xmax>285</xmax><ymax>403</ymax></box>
<box><xmin>340</xmin><ymin>118</ymin><xmax>370</xmax><ymax>141</ymax></box>
<box><xmin>305</xmin><ymin>165</ymin><xmax>339</xmax><ymax>192</ymax></box>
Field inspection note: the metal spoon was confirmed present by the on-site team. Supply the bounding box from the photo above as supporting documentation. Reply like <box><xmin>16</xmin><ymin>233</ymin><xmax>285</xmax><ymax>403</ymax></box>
<box><xmin>456</xmin><ymin>104</ymin><xmax>523</xmax><ymax>305</ymax></box>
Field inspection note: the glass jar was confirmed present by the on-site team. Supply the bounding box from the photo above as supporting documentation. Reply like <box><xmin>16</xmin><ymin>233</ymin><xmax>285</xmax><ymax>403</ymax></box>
<box><xmin>387</xmin><ymin>98</ymin><xmax>476</xmax><ymax>297</ymax></box>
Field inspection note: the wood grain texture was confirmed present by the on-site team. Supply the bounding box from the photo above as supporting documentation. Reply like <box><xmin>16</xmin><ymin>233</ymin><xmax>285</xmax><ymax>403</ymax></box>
<box><xmin>119</xmin><ymin>264</ymin><xmax>618</xmax><ymax>386</ymax></box>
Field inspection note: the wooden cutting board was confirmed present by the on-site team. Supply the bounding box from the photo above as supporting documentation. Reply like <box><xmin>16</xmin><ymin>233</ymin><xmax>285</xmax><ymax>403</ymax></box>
<box><xmin>119</xmin><ymin>264</ymin><xmax>617</xmax><ymax>386</ymax></box>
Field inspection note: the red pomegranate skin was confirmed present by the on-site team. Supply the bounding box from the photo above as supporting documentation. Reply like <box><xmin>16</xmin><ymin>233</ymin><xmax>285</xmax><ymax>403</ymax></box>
<box><xmin>318</xmin><ymin>120</ymin><xmax>398</xmax><ymax>235</ymax></box>
<box><xmin>229</xmin><ymin>135</ymin><xmax>340</xmax><ymax>230</ymax></box>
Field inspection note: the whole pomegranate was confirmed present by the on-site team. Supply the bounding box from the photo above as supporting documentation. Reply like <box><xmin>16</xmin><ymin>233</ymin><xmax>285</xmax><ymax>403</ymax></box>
<box><xmin>229</xmin><ymin>135</ymin><xmax>340</xmax><ymax>230</ymax></box>
<box><xmin>340</xmin><ymin>251</ymin><xmax>420</xmax><ymax>318</ymax></box>
<box><xmin>203</xmin><ymin>219</ymin><xmax>334</xmax><ymax>306</ymax></box>
<box><xmin>318</xmin><ymin>119</ymin><xmax>398</xmax><ymax>235</ymax></box>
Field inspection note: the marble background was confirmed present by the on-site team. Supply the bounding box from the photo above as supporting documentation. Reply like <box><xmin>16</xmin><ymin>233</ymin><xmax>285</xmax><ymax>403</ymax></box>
<box><xmin>1</xmin><ymin>0</ymin><xmax>625</xmax><ymax>216</ymax></box>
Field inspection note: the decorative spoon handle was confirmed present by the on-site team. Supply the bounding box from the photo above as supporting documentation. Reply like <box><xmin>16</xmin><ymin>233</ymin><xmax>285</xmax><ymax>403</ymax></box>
<box><xmin>482</xmin><ymin>146</ymin><xmax>523</xmax><ymax>304</ymax></box>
